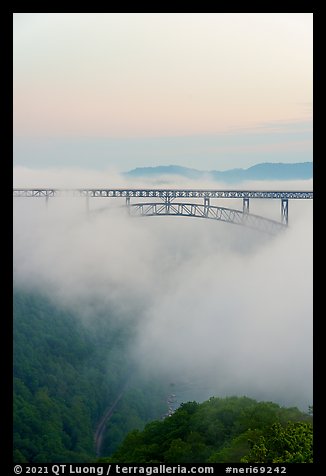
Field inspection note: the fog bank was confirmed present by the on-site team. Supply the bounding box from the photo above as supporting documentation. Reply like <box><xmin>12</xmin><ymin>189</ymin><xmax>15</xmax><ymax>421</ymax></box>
<box><xmin>13</xmin><ymin>169</ymin><xmax>313</xmax><ymax>410</ymax></box>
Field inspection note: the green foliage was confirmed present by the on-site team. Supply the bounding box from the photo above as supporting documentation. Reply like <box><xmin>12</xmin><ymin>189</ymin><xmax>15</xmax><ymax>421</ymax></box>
<box><xmin>14</xmin><ymin>292</ymin><xmax>106</xmax><ymax>461</ymax></box>
<box><xmin>105</xmin><ymin>396</ymin><xmax>312</xmax><ymax>463</ymax></box>
<box><xmin>241</xmin><ymin>421</ymin><xmax>313</xmax><ymax>463</ymax></box>
<box><xmin>208</xmin><ymin>429</ymin><xmax>262</xmax><ymax>463</ymax></box>
<box><xmin>14</xmin><ymin>289</ymin><xmax>313</xmax><ymax>464</ymax></box>
<box><xmin>13</xmin><ymin>289</ymin><xmax>167</xmax><ymax>463</ymax></box>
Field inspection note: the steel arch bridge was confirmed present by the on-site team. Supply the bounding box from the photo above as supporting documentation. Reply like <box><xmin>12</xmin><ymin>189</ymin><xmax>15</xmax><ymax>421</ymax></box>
<box><xmin>13</xmin><ymin>188</ymin><xmax>313</xmax><ymax>234</ymax></box>
<box><xmin>126</xmin><ymin>202</ymin><xmax>286</xmax><ymax>234</ymax></box>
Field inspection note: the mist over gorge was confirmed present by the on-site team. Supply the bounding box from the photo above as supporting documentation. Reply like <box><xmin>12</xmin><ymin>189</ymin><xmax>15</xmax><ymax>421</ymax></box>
<box><xmin>13</xmin><ymin>169</ymin><xmax>313</xmax><ymax>412</ymax></box>
<box><xmin>13</xmin><ymin>13</ymin><xmax>313</xmax><ymax>463</ymax></box>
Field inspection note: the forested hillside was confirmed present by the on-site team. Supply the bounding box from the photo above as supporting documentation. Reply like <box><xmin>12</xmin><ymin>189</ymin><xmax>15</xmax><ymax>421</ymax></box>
<box><xmin>13</xmin><ymin>290</ymin><xmax>313</xmax><ymax>464</ymax></box>
<box><xmin>13</xmin><ymin>290</ymin><xmax>168</xmax><ymax>463</ymax></box>
<box><xmin>103</xmin><ymin>396</ymin><xmax>312</xmax><ymax>463</ymax></box>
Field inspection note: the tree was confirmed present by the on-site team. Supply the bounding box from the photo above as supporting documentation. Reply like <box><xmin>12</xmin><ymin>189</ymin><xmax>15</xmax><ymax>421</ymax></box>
<box><xmin>241</xmin><ymin>422</ymin><xmax>313</xmax><ymax>463</ymax></box>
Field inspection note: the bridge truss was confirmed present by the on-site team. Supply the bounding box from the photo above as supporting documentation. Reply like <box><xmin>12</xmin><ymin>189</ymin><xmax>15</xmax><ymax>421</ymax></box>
<box><xmin>13</xmin><ymin>188</ymin><xmax>313</xmax><ymax>234</ymax></box>
<box><xmin>128</xmin><ymin>202</ymin><xmax>287</xmax><ymax>234</ymax></box>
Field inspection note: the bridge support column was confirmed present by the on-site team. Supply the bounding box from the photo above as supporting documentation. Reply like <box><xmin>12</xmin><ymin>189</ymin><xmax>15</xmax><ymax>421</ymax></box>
<box><xmin>243</xmin><ymin>198</ymin><xmax>249</xmax><ymax>214</ymax></box>
<box><xmin>165</xmin><ymin>197</ymin><xmax>171</xmax><ymax>213</ymax></box>
<box><xmin>204</xmin><ymin>197</ymin><xmax>210</xmax><ymax>216</ymax></box>
<box><xmin>281</xmin><ymin>199</ymin><xmax>288</xmax><ymax>225</ymax></box>
<box><xmin>126</xmin><ymin>197</ymin><xmax>130</xmax><ymax>214</ymax></box>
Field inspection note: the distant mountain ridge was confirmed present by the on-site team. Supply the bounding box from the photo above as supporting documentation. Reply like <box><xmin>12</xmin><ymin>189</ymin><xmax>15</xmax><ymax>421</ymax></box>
<box><xmin>125</xmin><ymin>162</ymin><xmax>313</xmax><ymax>183</ymax></box>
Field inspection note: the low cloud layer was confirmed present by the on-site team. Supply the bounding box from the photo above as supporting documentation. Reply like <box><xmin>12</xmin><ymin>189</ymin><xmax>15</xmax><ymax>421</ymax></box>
<box><xmin>13</xmin><ymin>168</ymin><xmax>313</xmax><ymax>411</ymax></box>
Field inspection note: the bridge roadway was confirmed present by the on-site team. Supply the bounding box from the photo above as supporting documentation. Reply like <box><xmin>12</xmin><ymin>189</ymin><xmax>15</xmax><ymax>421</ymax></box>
<box><xmin>12</xmin><ymin>188</ymin><xmax>313</xmax><ymax>200</ymax></box>
<box><xmin>13</xmin><ymin>188</ymin><xmax>313</xmax><ymax>234</ymax></box>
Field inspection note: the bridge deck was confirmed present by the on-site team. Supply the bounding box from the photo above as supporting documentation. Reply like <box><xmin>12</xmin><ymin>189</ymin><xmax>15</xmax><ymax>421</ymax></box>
<box><xmin>13</xmin><ymin>188</ymin><xmax>313</xmax><ymax>199</ymax></box>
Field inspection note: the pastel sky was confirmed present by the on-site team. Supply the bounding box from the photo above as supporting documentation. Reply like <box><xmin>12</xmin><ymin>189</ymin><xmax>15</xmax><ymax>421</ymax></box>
<box><xmin>13</xmin><ymin>13</ymin><xmax>313</xmax><ymax>171</ymax></box>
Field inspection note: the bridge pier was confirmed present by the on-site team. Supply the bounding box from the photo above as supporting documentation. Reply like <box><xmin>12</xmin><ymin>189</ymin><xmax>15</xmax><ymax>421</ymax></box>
<box><xmin>281</xmin><ymin>199</ymin><xmax>288</xmax><ymax>225</ymax></box>
<box><xmin>126</xmin><ymin>197</ymin><xmax>131</xmax><ymax>214</ymax></box>
<box><xmin>204</xmin><ymin>197</ymin><xmax>210</xmax><ymax>216</ymax></box>
<box><xmin>243</xmin><ymin>198</ymin><xmax>249</xmax><ymax>214</ymax></box>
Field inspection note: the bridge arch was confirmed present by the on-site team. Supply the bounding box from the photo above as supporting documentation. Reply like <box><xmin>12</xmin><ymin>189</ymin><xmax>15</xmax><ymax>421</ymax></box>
<box><xmin>127</xmin><ymin>202</ymin><xmax>286</xmax><ymax>234</ymax></box>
